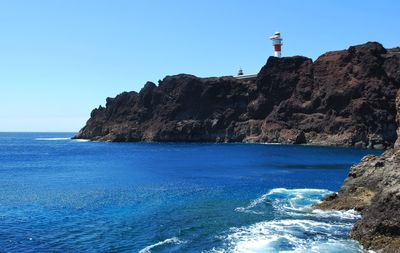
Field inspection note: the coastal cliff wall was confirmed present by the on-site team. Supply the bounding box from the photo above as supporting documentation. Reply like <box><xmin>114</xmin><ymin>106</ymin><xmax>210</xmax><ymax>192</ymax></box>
<box><xmin>315</xmin><ymin>89</ymin><xmax>400</xmax><ymax>252</ymax></box>
<box><xmin>75</xmin><ymin>42</ymin><xmax>400</xmax><ymax>148</ymax></box>
<box><xmin>75</xmin><ymin>42</ymin><xmax>400</xmax><ymax>251</ymax></box>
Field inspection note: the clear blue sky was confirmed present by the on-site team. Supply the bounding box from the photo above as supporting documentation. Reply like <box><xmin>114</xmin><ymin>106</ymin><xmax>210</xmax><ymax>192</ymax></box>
<box><xmin>0</xmin><ymin>0</ymin><xmax>399</xmax><ymax>132</ymax></box>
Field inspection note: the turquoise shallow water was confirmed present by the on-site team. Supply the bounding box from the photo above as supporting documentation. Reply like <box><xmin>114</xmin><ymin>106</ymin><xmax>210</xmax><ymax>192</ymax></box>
<box><xmin>0</xmin><ymin>133</ymin><xmax>381</xmax><ymax>252</ymax></box>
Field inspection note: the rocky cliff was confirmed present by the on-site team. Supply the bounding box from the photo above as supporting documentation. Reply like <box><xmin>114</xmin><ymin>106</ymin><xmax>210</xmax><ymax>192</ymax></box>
<box><xmin>314</xmin><ymin>90</ymin><xmax>400</xmax><ymax>252</ymax></box>
<box><xmin>75</xmin><ymin>42</ymin><xmax>400</xmax><ymax>148</ymax></box>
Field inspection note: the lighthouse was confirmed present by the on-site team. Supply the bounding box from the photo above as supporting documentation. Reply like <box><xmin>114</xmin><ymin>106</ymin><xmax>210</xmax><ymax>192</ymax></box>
<box><xmin>270</xmin><ymin>32</ymin><xmax>283</xmax><ymax>57</ymax></box>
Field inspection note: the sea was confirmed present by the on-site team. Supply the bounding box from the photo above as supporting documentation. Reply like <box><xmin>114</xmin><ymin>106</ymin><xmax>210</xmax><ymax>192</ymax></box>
<box><xmin>0</xmin><ymin>132</ymin><xmax>382</xmax><ymax>253</ymax></box>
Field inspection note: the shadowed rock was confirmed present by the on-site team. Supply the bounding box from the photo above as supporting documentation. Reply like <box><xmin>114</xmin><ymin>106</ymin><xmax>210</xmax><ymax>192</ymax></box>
<box><xmin>314</xmin><ymin>89</ymin><xmax>400</xmax><ymax>252</ymax></box>
<box><xmin>75</xmin><ymin>42</ymin><xmax>400</xmax><ymax>149</ymax></box>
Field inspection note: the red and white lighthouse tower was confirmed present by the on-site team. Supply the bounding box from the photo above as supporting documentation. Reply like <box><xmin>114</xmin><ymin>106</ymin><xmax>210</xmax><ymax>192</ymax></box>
<box><xmin>270</xmin><ymin>32</ymin><xmax>283</xmax><ymax>57</ymax></box>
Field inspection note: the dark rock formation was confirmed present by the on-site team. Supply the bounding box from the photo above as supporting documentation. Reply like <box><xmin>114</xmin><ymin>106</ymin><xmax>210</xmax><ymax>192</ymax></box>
<box><xmin>75</xmin><ymin>42</ymin><xmax>400</xmax><ymax>251</ymax></box>
<box><xmin>75</xmin><ymin>42</ymin><xmax>400</xmax><ymax>148</ymax></box>
<box><xmin>314</xmin><ymin>90</ymin><xmax>400</xmax><ymax>252</ymax></box>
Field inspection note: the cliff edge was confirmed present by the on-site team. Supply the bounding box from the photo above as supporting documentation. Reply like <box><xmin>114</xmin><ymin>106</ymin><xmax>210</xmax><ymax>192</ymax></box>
<box><xmin>75</xmin><ymin>42</ymin><xmax>400</xmax><ymax>148</ymax></box>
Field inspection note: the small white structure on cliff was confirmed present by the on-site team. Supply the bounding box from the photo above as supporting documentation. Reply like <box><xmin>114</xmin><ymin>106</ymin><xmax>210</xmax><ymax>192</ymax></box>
<box><xmin>235</xmin><ymin>68</ymin><xmax>257</xmax><ymax>80</ymax></box>
<box><xmin>234</xmin><ymin>32</ymin><xmax>283</xmax><ymax>79</ymax></box>
<box><xmin>270</xmin><ymin>32</ymin><xmax>283</xmax><ymax>57</ymax></box>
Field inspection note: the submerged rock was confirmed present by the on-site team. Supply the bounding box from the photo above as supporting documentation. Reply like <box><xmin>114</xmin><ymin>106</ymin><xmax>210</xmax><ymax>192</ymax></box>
<box><xmin>75</xmin><ymin>42</ymin><xmax>400</xmax><ymax>148</ymax></box>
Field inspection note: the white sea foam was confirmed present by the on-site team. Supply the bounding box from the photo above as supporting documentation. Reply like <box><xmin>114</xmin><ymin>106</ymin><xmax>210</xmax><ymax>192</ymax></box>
<box><xmin>215</xmin><ymin>219</ymin><xmax>361</xmax><ymax>253</ymax></box>
<box><xmin>224</xmin><ymin>188</ymin><xmax>364</xmax><ymax>253</ymax></box>
<box><xmin>235</xmin><ymin>188</ymin><xmax>332</xmax><ymax>215</ymax></box>
<box><xmin>311</xmin><ymin>208</ymin><xmax>361</xmax><ymax>220</ymax></box>
<box><xmin>35</xmin><ymin>137</ymin><xmax>71</xmax><ymax>141</ymax></box>
<box><xmin>72</xmin><ymin>139</ymin><xmax>90</xmax><ymax>142</ymax></box>
<box><xmin>235</xmin><ymin>192</ymin><xmax>271</xmax><ymax>214</ymax></box>
<box><xmin>138</xmin><ymin>237</ymin><xmax>184</xmax><ymax>253</ymax></box>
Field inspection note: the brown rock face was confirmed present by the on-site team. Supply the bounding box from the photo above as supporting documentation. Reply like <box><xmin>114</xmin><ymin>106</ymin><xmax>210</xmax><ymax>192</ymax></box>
<box><xmin>314</xmin><ymin>89</ymin><xmax>400</xmax><ymax>252</ymax></box>
<box><xmin>75</xmin><ymin>42</ymin><xmax>400</xmax><ymax>148</ymax></box>
<box><xmin>75</xmin><ymin>42</ymin><xmax>400</xmax><ymax>251</ymax></box>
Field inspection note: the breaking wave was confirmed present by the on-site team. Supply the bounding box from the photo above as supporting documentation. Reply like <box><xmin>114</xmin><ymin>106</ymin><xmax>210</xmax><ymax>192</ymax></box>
<box><xmin>235</xmin><ymin>188</ymin><xmax>331</xmax><ymax>215</ymax></box>
<box><xmin>72</xmin><ymin>139</ymin><xmax>90</xmax><ymax>142</ymax></box>
<box><xmin>216</xmin><ymin>188</ymin><xmax>365</xmax><ymax>253</ymax></box>
<box><xmin>35</xmin><ymin>137</ymin><xmax>71</xmax><ymax>141</ymax></box>
<box><xmin>138</xmin><ymin>237</ymin><xmax>185</xmax><ymax>253</ymax></box>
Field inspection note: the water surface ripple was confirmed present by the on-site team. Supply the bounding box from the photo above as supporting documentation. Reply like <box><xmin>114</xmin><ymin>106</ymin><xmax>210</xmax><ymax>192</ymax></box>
<box><xmin>0</xmin><ymin>133</ymin><xmax>381</xmax><ymax>252</ymax></box>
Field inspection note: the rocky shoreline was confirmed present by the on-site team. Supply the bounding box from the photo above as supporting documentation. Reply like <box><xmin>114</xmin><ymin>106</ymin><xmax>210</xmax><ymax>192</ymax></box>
<box><xmin>314</xmin><ymin>90</ymin><xmax>400</xmax><ymax>253</ymax></box>
<box><xmin>75</xmin><ymin>42</ymin><xmax>400</xmax><ymax>252</ymax></box>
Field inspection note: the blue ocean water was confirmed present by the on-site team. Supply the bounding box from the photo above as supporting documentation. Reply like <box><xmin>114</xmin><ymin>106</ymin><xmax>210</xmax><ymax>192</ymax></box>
<box><xmin>0</xmin><ymin>133</ymin><xmax>382</xmax><ymax>253</ymax></box>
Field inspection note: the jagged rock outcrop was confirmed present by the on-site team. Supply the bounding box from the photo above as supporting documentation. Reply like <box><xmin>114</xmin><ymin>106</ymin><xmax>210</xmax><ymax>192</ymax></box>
<box><xmin>75</xmin><ymin>42</ymin><xmax>400</xmax><ymax>148</ymax></box>
<box><xmin>314</xmin><ymin>90</ymin><xmax>400</xmax><ymax>252</ymax></box>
